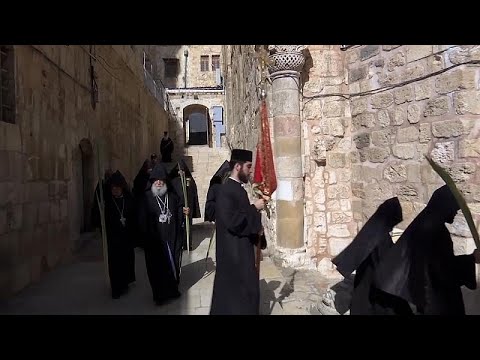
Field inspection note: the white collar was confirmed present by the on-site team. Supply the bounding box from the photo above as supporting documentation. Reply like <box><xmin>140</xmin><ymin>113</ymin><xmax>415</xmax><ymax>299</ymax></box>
<box><xmin>229</xmin><ymin>176</ymin><xmax>245</xmax><ymax>187</ymax></box>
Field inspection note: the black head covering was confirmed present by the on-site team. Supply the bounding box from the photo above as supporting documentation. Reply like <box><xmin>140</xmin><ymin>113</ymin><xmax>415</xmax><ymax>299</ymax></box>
<box><xmin>106</xmin><ymin>170</ymin><xmax>127</xmax><ymax>187</ymax></box>
<box><xmin>374</xmin><ymin>185</ymin><xmax>462</xmax><ymax>308</ymax></box>
<box><xmin>231</xmin><ymin>149</ymin><xmax>252</xmax><ymax>163</ymax></box>
<box><xmin>210</xmin><ymin>160</ymin><xmax>230</xmax><ymax>185</ymax></box>
<box><xmin>332</xmin><ymin>197</ymin><xmax>403</xmax><ymax>278</ymax></box>
<box><xmin>149</xmin><ymin>163</ymin><xmax>169</xmax><ymax>181</ymax></box>
<box><xmin>169</xmin><ymin>159</ymin><xmax>193</xmax><ymax>179</ymax></box>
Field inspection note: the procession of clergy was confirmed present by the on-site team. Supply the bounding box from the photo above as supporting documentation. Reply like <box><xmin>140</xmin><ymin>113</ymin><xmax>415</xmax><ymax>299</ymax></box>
<box><xmin>94</xmin><ymin>142</ymin><xmax>480</xmax><ymax>315</ymax></box>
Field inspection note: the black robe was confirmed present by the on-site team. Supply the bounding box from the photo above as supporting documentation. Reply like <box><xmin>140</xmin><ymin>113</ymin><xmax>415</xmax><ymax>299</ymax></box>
<box><xmin>333</xmin><ymin>197</ymin><xmax>412</xmax><ymax>315</ymax></box>
<box><xmin>374</xmin><ymin>185</ymin><xmax>477</xmax><ymax>315</ymax></box>
<box><xmin>160</xmin><ymin>137</ymin><xmax>174</xmax><ymax>163</ymax></box>
<box><xmin>132</xmin><ymin>160</ymin><xmax>153</xmax><ymax>248</ymax></box>
<box><xmin>204</xmin><ymin>160</ymin><xmax>230</xmax><ymax>222</ymax></box>
<box><xmin>210</xmin><ymin>178</ymin><xmax>263</xmax><ymax>315</ymax></box>
<box><xmin>138</xmin><ymin>164</ymin><xmax>183</xmax><ymax>302</ymax></box>
<box><xmin>169</xmin><ymin>160</ymin><xmax>201</xmax><ymax>251</ymax></box>
<box><xmin>92</xmin><ymin>171</ymin><xmax>136</xmax><ymax>298</ymax></box>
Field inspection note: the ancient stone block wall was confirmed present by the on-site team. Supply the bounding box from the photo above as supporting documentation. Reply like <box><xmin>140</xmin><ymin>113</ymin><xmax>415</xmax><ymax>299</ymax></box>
<box><xmin>346</xmin><ymin>45</ymin><xmax>480</xmax><ymax>256</ymax></box>
<box><xmin>221</xmin><ymin>45</ymin><xmax>279</xmax><ymax>247</ymax></box>
<box><xmin>152</xmin><ymin>46</ymin><xmax>223</xmax><ymax>89</ymax></box>
<box><xmin>0</xmin><ymin>45</ymin><xmax>171</xmax><ymax>298</ymax></box>
<box><xmin>302</xmin><ymin>46</ymin><xmax>355</xmax><ymax>276</ymax></box>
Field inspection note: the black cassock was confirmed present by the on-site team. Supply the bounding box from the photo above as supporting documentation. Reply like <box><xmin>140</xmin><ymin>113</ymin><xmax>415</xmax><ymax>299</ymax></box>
<box><xmin>132</xmin><ymin>160</ymin><xmax>153</xmax><ymax>249</ymax></box>
<box><xmin>333</xmin><ymin>197</ymin><xmax>412</xmax><ymax>315</ymax></box>
<box><xmin>210</xmin><ymin>178</ymin><xmax>263</xmax><ymax>315</ymax></box>
<box><xmin>138</xmin><ymin>190</ymin><xmax>183</xmax><ymax>302</ymax></box>
<box><xmin>374</xmin><ymin>185</ymin><xmax>477</xmax><ymax>315</ymax></box>
<box><xmin>169</xmin><ymin>159</ymin><xmax>201</xmax><ymax>251</ymax></box>
<box><xmin>204</xmin><ymin>160</ymin><xmax>230</xmax><ymax>222</ymax></box>
<box><xmin>92</xmin><ymin>171</ymin><xmax>136</xmax><ymax>298</ymax></box>
<box><xmin>160</xmin><ymin>137</ymin><xmax>174</xmax><ymax>163</ymax></box>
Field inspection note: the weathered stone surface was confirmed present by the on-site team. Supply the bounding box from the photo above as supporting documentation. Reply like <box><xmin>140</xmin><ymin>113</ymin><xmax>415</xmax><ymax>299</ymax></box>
<box><xmin>419</xmin><ymin>123</ymin><xmax>431</xmax><ymax>143</ymax></box>
<box><xmin>384</xmin><ymin>163</ymin><xmax>408</xmax><ymax>183</ymax></box>
<box><xmin>360</xmin><ymin>46</ymin><xmax>380</xmax><ymax>61</ymax></box>
<box><xmin>393</xmin><ymin>107</ymin><xmax>406</xmax><ymax>126</ymax></box>
<box><xmin>415</xmin><ymin>80</ymin><xmax>432</xmax><ymax>100</ymax></box>
<box><xmin>396</xmin><ymin>184</ymin><xmax>420</xmax><ymax>200</ymax></box>
<box><xmin>431</xmin><ymin>119</ymin><xmax>464</xmax><ymax>138</ymax></box>
<box><xmin>394</xmin><ymin>86</ymin><xmax>414</xmax><ymax>104</ymax></box>
<box><xmin>327</xmin><ymin>224</ymin><xmax>351</xmax><ymax>238</ymax></box>
<box><xmin>377</xmin><ymin>109</ymin><xmax>391</xmax><ymax>128</ymax></box>
<box><xmin>424</xmin><ymin>96</ymin><xmax>449</xmax><ymax>117</ymax></box>
<box><xmin>328</xmin><ymin>152</ymin><xmax>346</xmax><ymax>168</ymax></box>
<box><xmin>446</xmin><ymin>163</ymin><xmax>476</xmax><ymax>183</ymax></box>
<box><xmin>430</xmin><ymin>141</ymin><xmax>455</xmax><ymax>164</ymax></box>
<box><xmin>371</xmin><ymin>93</ymin><xmax>394</xmax><ymax>109</ymax></box>
<box><xmin>323</xmin><ymin>101</ymin><xmax>345</xmax><ymax>118</ymax></box>
<box><xmin>351</xmin><ymin>182</ymin><xmax>365</xmax><ymax>199</ymax></box>
<box><xmin>327</xmin><ymin>184</ymin><xmax>351</xmax><ymax>200</ymax></box>
<box><xmin>366</xmin><ymin>147</ymin><xmax>390</xmax><ymax>163</ymax></box>
<box><xmin>406</xmin><ymin>45</ymin><xmax>432</xmax><ymax>62</ymax></box>
<box><xmin>407</xmin><ymin>104</ymin><xmax>421</xmax><ymax>124</ymax></box>
<box><xmin>453</xmin><ymin>91</ymin><xmax>480</xmax><ymax>115</ymax></box>
<box><xmin>349</xmin><ymin>66</ymin><xmax>367</xmax><ymax>83</ymax></box>
<box><xmin>329</xmin><ymin>118</ymin><xmax>345</xmax><ymax>137</ymax></box>
<box><xmin>353</xmin><ymin>133</ymin><xmax>370</xmax><ymax>149</ymax></box>
<box><xmin>435</xmin><ymin>69</ymin><xmax>476</xmax><ymax>94</ymax></box>
<box><xmin>459</xmin><ymin>138</ymin><xmax>480</xmax><ymax>158</ymax></box>
<box><xmin>393</xmin><ymin>144</ymin><xmax>416</xmax><ymax>159</ymax></box>
<box><xmin>352</xmin><ymin>113</ymin><xmax>375</xmax><ymax>129</ymax></box>
<box><xmin>383</xmin><ymin>45</ymin><xmax>401</xmax><ymax>51</ymax></box>
<box><xmin>329</xmin><ymin>211</ymin><xmax>353</xmax><ymax>225</ymax></box>
<box><xmin>364</xmin><ymin>180</ymin><xmax>394</xmax><ymax>200</ymax></box>
<box><xmin>396</xmin><ymin>126</ymin><xmax>419</xmax><ymax>143</ymax></box>
<box><xmin>387</xmin><ymin>52</ymin><xmax>406</xmax><ymax>71</ymax></box>
<box><xmin>371</xmin><ymin>129</ymin><xmax>391</xmax><ymax>147</ymax></box>
<box><xmin>403</xmin><ymin>63</ymin><xmax>425</xmax><ymax>81</ymax></box>
<box><xmin>407</xmin><ymin>164</ymin><xmax>421</xmax><ymax>183</ymax></box>
<box><xmin>351</xmin><ymin>98</ymin><xmax>368</xmax><ymax>116</ymax></box>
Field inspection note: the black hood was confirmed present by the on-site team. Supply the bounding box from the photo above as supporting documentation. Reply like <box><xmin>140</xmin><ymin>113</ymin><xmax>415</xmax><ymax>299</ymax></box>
<box><xmin>149</xmin><ymin>163</ymin><xmax>168</xmax><ymax>181</ymax></box>
<box><xmin>169</xmin><ymin>159</ymin><xmax>193</xmax><ymax>179</ymax></box>
<box><xmin>106</xmin><ymin>170</ymin><xmax>127</xmax><ymax>188</ymax></box>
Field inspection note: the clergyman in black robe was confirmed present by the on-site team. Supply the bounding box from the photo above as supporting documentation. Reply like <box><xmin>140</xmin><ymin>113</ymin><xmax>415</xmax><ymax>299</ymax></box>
<box><xmin>332</xmin><ymin>197</ymin><xmax>413</xmax><ymax>315</ymax></box>
<box><xmin>374</xmin><ymin>185</ymin><xmax>480</xmax><ymax>315</ymax></box>
<box><xmin>132</xmin><ymin>159</ymin><xmax>155</xmax><ymax>248</ymax></box>
<box><xmin>138</xmin><ymin>163</ymin><xmax>189</xmax><ymax>304</ymax></box>
<box><xmin>160</xmin><ymin>131</ymin><xmax>174</xmax><ymax>163</ymax></box>
<box><xmin>169</xmin><ymin>159</ymin><xmax>201</xmax><ymax>251</ymax></box>
<box><xmin>204</xmin><ymin>160</ymin><xmax>230</xmax><ymax>222</ymax></box>
<box><xmin>210</xmin><ymin>149</ymin><xmax>267</xmax><ymax>315</ymax></box>
<box><xmin>92</xmin><ymin>170</ymin><xmax>136</xmax><ymax>299</ymax></box>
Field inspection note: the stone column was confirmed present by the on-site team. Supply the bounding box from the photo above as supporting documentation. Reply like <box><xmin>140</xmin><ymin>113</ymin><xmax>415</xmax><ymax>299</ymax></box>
<box><xmin>268</xmin><ymin>45</ymin><xmax>306</xmax><ymax>249</ymax></box>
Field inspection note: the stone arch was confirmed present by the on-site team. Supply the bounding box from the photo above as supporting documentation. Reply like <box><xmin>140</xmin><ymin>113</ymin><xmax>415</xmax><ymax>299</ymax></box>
<box><xmin>183</xmin><ymin>104</ymin><xmax>212</xmax><ymax>147</ymax></box>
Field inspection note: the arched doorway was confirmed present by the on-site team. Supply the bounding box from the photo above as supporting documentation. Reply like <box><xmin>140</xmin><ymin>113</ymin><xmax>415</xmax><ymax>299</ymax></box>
<box><xmin>183</xmin><ymin>104</ymin><xmax>212</xmax><ymax>147</ymax></box>
<box><xmin>79</xmin><ymin>138</ymin><xmax>94</xmax><ymax>233</ymax></box>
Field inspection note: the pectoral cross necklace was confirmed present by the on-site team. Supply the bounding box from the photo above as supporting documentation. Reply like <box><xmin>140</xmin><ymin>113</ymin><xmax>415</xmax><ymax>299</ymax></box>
<box><xmin>156</xmin><ymin>194</ymin><xmax>172</xmax><ymax>224</ymax></box>
<box><xmin>113</xmin><ymin>197</ymin><xmax>126</xmax><ymax>227</ymax></box>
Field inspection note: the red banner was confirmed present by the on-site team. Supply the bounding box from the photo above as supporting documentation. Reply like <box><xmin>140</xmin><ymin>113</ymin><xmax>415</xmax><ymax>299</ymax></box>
<box><xmin>253</xmin><ymin>99</ymin><xmax>277</xmax><ymax>196</ymax></box>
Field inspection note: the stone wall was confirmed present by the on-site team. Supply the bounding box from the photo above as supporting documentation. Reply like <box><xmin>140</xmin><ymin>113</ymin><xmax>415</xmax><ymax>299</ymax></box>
<box><xmin>346</xmin><ymin>45</ymin><xmax>480</xmax><ymax>257</ymax></box>
<box><xmin>302</xmin><ymin>46</ymin><xmax>355</xmax><ymax>276</ymax></box>
<box><xmin>221</xmin><ymin>45</ymin><xmax>278</xmax><ymax>250</ymax></box>
<box><xmin>0</xmin><ymin>45</ymin><xmax>171</xmax><ymax>298</ymax></box>
<box><xmin>152</xmin><ymin>46</ymin><xmax>223</xmax><ymax>89</ymax></box>
<box><xmin>168</xmin><ymin>92</ymin><xmax>225</xmax><ymax>159</ymax></box>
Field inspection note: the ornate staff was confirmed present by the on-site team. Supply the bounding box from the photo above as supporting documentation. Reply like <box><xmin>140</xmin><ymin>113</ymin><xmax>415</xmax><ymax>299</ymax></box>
<box><xmin>178</xmin><ymin>163</ymin><xmax>191</xmax><ymax>253</ymax></box>
<box><xmin>95</xmin><ymin>141</ymin><xmax>109</xmax><ymax>285</ymax></box>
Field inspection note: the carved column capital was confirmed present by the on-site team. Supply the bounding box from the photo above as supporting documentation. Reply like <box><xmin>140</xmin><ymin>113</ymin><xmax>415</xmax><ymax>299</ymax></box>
<box><xmin>267</xmin><ymin>45</ymin><xmax>306</xmax><ymax>79</ymax></box>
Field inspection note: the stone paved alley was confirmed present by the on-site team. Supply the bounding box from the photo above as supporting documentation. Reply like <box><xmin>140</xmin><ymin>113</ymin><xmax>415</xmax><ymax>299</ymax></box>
<box><xmin>0</xmin><ymin>218</ymin><xmax>337</xmax><ymax>315</ymax></box>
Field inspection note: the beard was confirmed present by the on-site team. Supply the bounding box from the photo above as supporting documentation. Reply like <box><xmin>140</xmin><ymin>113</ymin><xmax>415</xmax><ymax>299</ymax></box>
<box><xmin>151</xmin><ymin>183</ymin><xmax>168</xmax><ymax>198</ymax></box>
<box><xmin>238</xmin><ymin>168</ymin><xmax>249</xmax><ymax>184</ymax></box>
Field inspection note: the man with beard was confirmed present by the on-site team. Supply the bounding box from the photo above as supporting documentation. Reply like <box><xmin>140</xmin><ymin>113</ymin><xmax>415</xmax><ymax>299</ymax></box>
<box><xmin>210</xmin><ymin>149</ymin><xmax>268</xmax><ymax>315</ymax></box>
<box><xmin>333</xmin><ymin>197</ymin><xmax>413</xmax><ymax>315</ymax></box>
<box><xmin>92</xmin><ymin>171</ymin><xmax>136</xmax><ymax>299</ymax></box>
<box><xmin>138</xmin><ymin>163</ymin><xmax>189</xmax><ymax>304</ymax></box>
<box><xmin>160</xmin><ymin>131</ymin><xmax>174</xmax><ymax>163</ymax></box>
<box><xmin>169</xmin><ymin>159</ymin><xmax>201</xmax><ymax>252</ymax></box>
<box><xmin>374</xmin><ymin>185</ymin><xmax>480</xmax><ymax>315</ymax></box>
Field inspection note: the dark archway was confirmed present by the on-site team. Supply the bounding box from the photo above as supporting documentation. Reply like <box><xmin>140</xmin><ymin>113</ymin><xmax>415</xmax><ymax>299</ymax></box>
<box><xmin>79</xmin><ymin>138</ymin><xmax>94</xmax><ymax>233</ymax></box>
<box><xmin>183</xmin><ymin>104</ymin><xmax>212</xmax><ymax>147</ymax></box>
